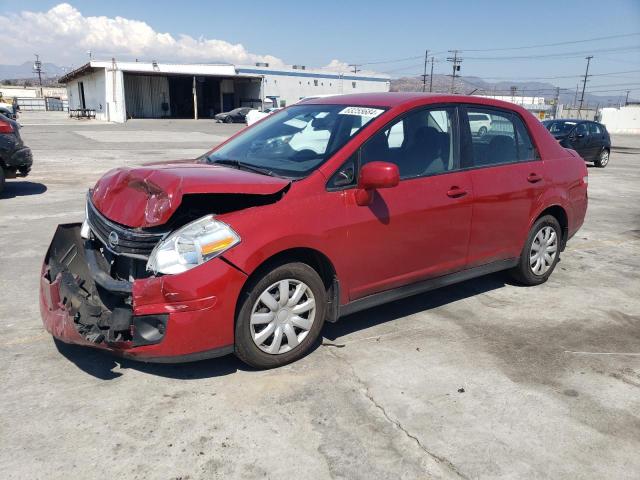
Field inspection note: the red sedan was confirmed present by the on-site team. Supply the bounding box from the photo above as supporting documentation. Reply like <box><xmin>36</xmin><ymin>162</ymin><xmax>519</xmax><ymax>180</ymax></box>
<box><xmin>40</xmin><ymin>93</ymin><xmax>588</xmax><ymax>368</ymax></box>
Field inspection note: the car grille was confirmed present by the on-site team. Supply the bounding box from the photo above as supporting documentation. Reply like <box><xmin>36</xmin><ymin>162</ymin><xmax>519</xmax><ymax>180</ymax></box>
<box><xmin>86</xmin><ymin>197</ymin><xmax>167</xmax><ymax>259</ymax></box>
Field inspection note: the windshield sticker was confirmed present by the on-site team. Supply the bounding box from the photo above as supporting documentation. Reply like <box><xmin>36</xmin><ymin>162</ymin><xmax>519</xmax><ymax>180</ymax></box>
<box><xmin>338</xmin><ymin>106</ymin><xmax>384</xmax><ymax>118</ymax></box>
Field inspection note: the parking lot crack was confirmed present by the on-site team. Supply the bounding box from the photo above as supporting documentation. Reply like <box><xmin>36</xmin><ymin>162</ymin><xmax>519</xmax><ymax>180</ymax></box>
<box><xmin>325</xmin><ymin>349</ymin><xmax>469</xmax><ymax>479</ymax></box>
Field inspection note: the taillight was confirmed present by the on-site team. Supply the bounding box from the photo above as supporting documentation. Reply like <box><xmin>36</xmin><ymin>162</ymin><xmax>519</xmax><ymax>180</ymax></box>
<box><xmin>0</xmin><ymin>119</ymin><xmax>13</xmax><ymax>133</ymax></box>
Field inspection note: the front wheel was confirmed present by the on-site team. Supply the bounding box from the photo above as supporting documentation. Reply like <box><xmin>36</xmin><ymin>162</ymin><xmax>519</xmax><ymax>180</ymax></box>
<box><xmin>224</xmin><ymin>116</ymin><xmax>233</xmax><ymax>124</ymax></box>
<box><xmin>595</xmin><ymin>148</ymin><xmax>609</xmax><ymax>168</ymax></box>
<box><xmin>478</xmin><ymin>126</ymin><xmax>488</xmax><ymax>137</ymax></box>
<box><xmin>235</xmin><ymin>262</ymin><xmax>326</xmax><ymax>369</ymax></box>
<box><xmin>510</xmin><ymin>215</ymin><xmax>562</xmax><ymax>286</ymax></box>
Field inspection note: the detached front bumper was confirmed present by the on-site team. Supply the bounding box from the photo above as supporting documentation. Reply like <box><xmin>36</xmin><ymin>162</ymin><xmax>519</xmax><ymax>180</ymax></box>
<box><xmin>40</xmin><ymin>224</ymin><xmax>247</xmax><ymax>362</ymax></box>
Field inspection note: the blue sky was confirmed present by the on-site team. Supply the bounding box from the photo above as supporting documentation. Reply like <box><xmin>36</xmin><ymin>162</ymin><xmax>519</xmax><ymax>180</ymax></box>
<box><xmin>1</xmin><ymin>0</ymin><xmax>639</xmax><ymax>92</ymax></box>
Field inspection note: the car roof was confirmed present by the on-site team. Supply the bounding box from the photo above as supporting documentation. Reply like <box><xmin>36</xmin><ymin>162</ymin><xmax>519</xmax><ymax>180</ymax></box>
<box><xmin>545</xmin><ymin>119</ymin><xmax>593</xmax><ymax>123</ymax></box>
<box><xmin>302</xmin><ymin>92</ymin><xmax>534</xmax><ymax>112</ymax></box>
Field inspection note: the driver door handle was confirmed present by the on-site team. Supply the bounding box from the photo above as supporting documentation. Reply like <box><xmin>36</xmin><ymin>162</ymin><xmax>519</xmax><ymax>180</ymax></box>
<box><xmin>447</xmin><ymin>186</ymin><xmax>468</xmax><ymax>198</ymax></box>
<box><xmin>527</xmin><ymin>173</ymin><xmax>543</xmax><ymax>184</ymax></box>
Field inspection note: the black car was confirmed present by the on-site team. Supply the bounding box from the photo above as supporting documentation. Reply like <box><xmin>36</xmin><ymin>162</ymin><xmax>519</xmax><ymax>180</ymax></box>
<box><xmin>542</xmin><ymin>119</ymin><xmax>611</xmax><ymax>168</ymax></box>
<box><xmin>0</xmin><ymin>114</ymin><xmax>33</xmax><ymax>194</ymax></box>
<box><xmin>0</xmin><ymin>106</ymin><xmax>17</xmax><ymax>120</ymax></box>
<box><xmin>214</xmin><ymin>107</ymin><xmax>252</xmax><ymax>123</ymax></box>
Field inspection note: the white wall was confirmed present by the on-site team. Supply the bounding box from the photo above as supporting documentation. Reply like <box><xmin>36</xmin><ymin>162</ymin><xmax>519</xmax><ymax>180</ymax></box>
<box><xmin>261</xmin><ymin>73</ymin><xmax>390</xmax><ymax>107</ymax></box>
<box><xmin>600</xmin><ymin>106</ymin><xmax>640</xmax><ymax>134</ymax></box>
<box><xmin>66</xmin><ymin>69</ymin><xmax>107</xmax><ymax>120</ymax></box>
<box><xmin>0</xmin><ymin>86</ymin><xmax>39</xmax><ymax>99</ymax></box>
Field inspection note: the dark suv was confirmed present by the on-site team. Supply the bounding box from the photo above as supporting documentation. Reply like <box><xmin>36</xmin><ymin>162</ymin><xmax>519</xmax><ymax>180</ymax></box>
<box><xmin>0</xmin><ymin>113</ymin><xmax>33</xmax><ymax>194</ymax></box>
<box><xmin>542</xmin><ymin>119</ymin><xmax>611</xmax><ymax>167</ymax></box>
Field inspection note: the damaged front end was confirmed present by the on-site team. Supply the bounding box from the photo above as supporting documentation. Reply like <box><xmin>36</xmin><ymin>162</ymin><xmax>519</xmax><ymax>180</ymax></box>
<box><xmin>40</xmin><ymin>223</ymin><xmax>168</xmax><ymax>348</ymax></box>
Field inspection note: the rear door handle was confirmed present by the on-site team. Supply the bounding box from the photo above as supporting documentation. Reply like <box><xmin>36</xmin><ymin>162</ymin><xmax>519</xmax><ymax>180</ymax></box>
<box><xmin>447</xmin><ymin>186</ymin><xmax>468</xmax><ymax>198</ymax></box>
<box><xmin>527</xmin><ymin>173</ymin><xmax>543</xmax><ymax>184</ymax></box>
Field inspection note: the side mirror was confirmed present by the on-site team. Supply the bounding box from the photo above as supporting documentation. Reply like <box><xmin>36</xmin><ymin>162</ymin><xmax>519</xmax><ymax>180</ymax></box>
<box><xmin>356</xmin><ymin>161</ymin><xmax>400</xmax><ymax>206</ymax></box>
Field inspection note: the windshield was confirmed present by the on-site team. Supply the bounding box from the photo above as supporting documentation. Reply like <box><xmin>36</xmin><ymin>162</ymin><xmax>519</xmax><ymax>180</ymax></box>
<box><xmin>206</xmin><ymin>104</ymin><xmax>386</xmax><ymax>178</ymax></box>
<box><xmin>544</xmin><ymin>120</ymin><xmax>577</xmax><ymax>135</ymax></box>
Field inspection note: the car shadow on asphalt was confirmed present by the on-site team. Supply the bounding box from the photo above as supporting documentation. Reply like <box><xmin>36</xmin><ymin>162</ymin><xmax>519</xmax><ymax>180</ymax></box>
<box><xmin>0</xmin><ymin>181</ymin><xmax>47</xmax><ymax>199</ymax></box>
<box><xmin>323</xmin><ymin>272</ymin><xmax>508</xmax><ymax>342</ymax></box>
<box><xmin>53</xmin><ymin>338</ymin><xmax>249</xmax><ymax>380</ymax></box>
<box><xmin>54</xmin><ymin>272</ymin><xmax>509</xmax><ymax>380</ymax></box>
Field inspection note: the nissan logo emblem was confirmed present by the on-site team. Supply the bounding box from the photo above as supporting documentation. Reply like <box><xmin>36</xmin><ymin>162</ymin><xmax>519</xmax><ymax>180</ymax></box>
<box><xmin>108</xmin><ymin>231</ymin><xmax>119</xmax><ymax>248</ymax></box>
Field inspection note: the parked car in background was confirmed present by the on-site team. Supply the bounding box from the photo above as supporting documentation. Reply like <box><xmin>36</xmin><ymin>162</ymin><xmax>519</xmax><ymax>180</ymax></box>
<box><xmin>214</xmin><ymin>107</ymin><xmax>252</xmax><ymax>123</ymax></box>
<box><xmin>468</xmin><ymin>112</ymin><xmax>492</xmax><ymax>136</ymax></box>
<box><xmin>542</xmin><ymin>119</ymin><xmax>611</xmax><ymax>167</ymax></box>
<box><xmin>0</xmin><ymin>105</ymin><xmax>17</xmax><ymax>120</ymax></box>
<box><xmin>40</xmin><ymin>93</ymin><xmax>587</xmax><ymax>368</ymax></box>
<box><xmin>0</xmin><ymin>113</ymin><xmax>32</xmax><ymax>194</ymax></box>
<box><xmin>246</xmin><ymin>107</ymin><xmax>282</xmax><ymax>126</ymax></box>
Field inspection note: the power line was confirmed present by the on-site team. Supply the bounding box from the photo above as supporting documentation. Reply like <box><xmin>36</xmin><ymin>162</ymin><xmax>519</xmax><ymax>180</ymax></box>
<box><xmin>462</xmin><ymin>32</ymin><xmax>640</xmax><ymax>52</ymax></box>
<box><xmin>479</xmin><ymin>69</ymin><xmax>640</xmax><ymax>81</ymax></box>
<box><xmin>350</xmin><ymin>32</ymin><xmax>640</xmax><ymax>67</ymax></box>
<box><xmin>464</xmin><ymin>45</ymin><xmax>640</xmax><ymax>61</ymax></box>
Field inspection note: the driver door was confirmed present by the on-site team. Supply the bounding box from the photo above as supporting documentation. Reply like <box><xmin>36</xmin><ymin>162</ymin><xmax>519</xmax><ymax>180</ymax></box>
<box><xmin>337</xmin><ymin>106</ymin><xmax>474</xmax><ymax>300</ymax></box>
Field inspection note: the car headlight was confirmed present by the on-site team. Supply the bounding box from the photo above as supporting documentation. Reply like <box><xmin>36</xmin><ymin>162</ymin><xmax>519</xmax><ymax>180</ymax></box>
<box><xmin>146</xmin><ymin>215</ymin><xmax>240</xmax><ymax>275</ymax></box>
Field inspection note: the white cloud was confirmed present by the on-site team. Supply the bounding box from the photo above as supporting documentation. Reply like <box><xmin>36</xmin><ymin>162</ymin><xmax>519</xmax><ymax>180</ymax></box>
<box><xmin>322</xmin><ymin>59</ymin><xmax>381</xmax><ymax>77</ymax></box>
<box><xmin>0</xmin><ymin>3</ymin><xmax>285</xmax><ymax>67</ymax></box>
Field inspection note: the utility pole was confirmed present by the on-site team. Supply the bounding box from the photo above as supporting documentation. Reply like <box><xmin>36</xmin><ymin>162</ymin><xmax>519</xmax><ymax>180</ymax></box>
<box><xmin>429</xmin><ymin>56</ymin><xmax>435</xmax><ymax>92</ymax></box>
<box><xmin>421</xmin><ymin>50</ymin><xmax>429</xmax><ymax>92</ymax></box>
<box><xmin>446</xmin><ymin>50</ymin><xmax>462</xmax><ymax>94</ymax></box>
<box><xmin>578</xmin><ymin>55</ymin><xmax>593</xmax><ymax>116</ymax></box>
<box><xmin>33</xmin><ymin>54</ymin><xmax>43</xmax><ymax>86</ymax></box>
<box><xmin>348</xmin><ymin>64</ymin><xmax>361</xmax><ymax>74</ymax></box>
<box><xmin>573</xmin><ymin>84</ymin><xmax>579</xmax><ymax>109</ymax></box>
<box><xmin>625</xmin><ymin>90</ymin><xmax>630</xmax><ymax>106</ymax></box>
<box><xmin>553</xmin><ymin>86</ymin><xmax>560</xmax><ymax>119</ymax></box>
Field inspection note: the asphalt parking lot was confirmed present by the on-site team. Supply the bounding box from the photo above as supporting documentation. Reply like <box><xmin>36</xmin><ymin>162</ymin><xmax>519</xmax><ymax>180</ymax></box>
<box><xmin>1</xmin><ymin>111</ymin><xmax>639</xmax><ymax>479</ymax></box>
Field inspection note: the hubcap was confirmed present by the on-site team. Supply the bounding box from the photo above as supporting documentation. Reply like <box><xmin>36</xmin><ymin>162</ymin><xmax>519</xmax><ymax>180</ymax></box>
<box><xmin>529</xmin><ymin>226</ymin><xmax>558</xmax><ymax>276</ymax></box>
<box><xmin>250</xmin><ymin>279</ymin><xmax>316</xmax><ymax>355</ymax></box>
<box><xmin>600</xmin><ymin>150</ymin><xmax>609</xmax><ymax>166</ymax></box>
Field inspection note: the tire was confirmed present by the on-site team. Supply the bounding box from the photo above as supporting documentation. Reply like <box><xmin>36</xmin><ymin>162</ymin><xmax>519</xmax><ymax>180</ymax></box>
<box><xmin>510</xmin><ymin>215</ymin><xmax>562</xmax><ymax>286</ymax></box>
<box><xmin>594</xmin><ymin>148</ymin><xmax>610</xmax><ymax>168</ymax></box>
<box><xmin>224</xmin><ymin>116</ymin><xmax>233</xmax><ymax>124</ymax></box>
<box><xmin>478</xmin><ymin>126</ymin><xmax>488</xmax><ymax>137</ymax></box>
<box><xmin>235</xmin><ymin>262</ymin><xmax>327</xmax><ymax>369</ymax></box>
<box><xmin>0</xmin><ymin>168</ymin><xmax>5</xmax><ymax>195</ymax></box>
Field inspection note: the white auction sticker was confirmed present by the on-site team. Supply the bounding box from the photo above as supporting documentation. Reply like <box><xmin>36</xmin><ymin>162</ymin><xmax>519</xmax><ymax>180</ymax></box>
<box><xmin>338</xmin><ymin>106</ymin><xmax>384</xmax><ymax>118</ymax></box>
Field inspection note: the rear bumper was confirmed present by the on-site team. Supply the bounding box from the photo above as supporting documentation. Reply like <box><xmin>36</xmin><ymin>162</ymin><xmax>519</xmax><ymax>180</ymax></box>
<box><xmin>40</xmin><ymin>224</ymin><xmax>247</xmax><ymax>362</ymax></box>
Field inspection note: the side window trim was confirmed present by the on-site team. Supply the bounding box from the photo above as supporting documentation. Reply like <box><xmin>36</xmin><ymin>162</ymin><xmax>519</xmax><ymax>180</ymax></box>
<box><xmin>459</xmin><ymin>104</ymin><xmax>540</xmax><ymax>171</ymax></box>
<box><xmin>358</xmin><ymin>103</ymin><xmax>462</xmax><ymax>181</ymax></box>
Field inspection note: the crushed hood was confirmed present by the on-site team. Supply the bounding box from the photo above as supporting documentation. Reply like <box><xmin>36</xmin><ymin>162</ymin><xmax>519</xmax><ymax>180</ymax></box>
<box><xmin>91</xmin><ymin>161</ymin><xmax>290</xmax><ymax>228</ymax></box>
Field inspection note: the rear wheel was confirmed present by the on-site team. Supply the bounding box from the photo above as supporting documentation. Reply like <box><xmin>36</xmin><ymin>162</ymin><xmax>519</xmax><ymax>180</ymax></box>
<box><xmin>510</xmin><ymin>215</ymin><xmax>561</xmax><ymax>286</ymax></box>
<box><xmin>235</xmin><ymin>262</ymin><xmax>326</xmax><ymax>369</ymax></box>
<box><xmin>224</xmin><ymin>116</ymin><xmax>233</xmax><ymax>123</ymax></box>
<box><xmin>478</xmin><ymin>126</ymin><xmax>488</xmax><ymax>137</ymax></box>
<box><xmin>595</xmin><ymin>148</ymin><xmax>609</xmax><ymax>168</ymax></box>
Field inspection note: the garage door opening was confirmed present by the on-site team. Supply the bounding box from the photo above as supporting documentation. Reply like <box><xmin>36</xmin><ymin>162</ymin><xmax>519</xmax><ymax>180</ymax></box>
<box><xmin>123</xmin><ymin>73</ymin><xmax>262</xmax><ymax>120</ymax></box>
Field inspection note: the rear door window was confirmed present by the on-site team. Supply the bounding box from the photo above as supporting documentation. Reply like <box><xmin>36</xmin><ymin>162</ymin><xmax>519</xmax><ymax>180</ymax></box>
<box><xmin>463</xmin><ymin>107</ymin><xmax>537</xmax><ymax>167</ymax></box>
<box><xmin>588</xmin><ymin>123</ymin><xmax>602</xmax><ymax>135</ymax></box>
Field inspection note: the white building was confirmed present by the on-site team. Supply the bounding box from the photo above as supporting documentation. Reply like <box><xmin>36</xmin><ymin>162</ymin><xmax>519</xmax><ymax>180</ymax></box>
<box><xmin>59</xmin><ymin>60</ymin><xmax>390</xmax><ymax>123</ymax></box>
